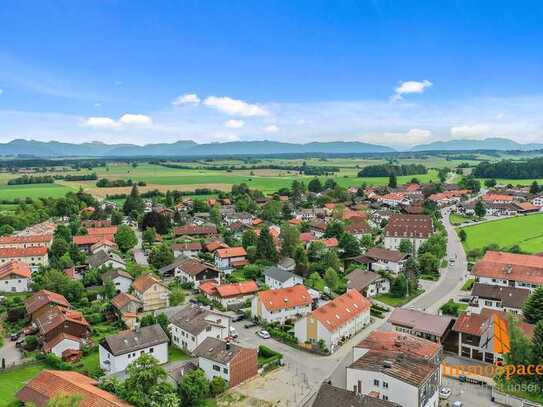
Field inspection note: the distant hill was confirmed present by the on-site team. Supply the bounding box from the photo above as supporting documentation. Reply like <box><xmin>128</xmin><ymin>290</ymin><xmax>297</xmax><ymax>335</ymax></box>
<box><xmin>0</xmin><ymin>139</ymin><xmax>394</xmax><ymax>157</ymax></box>
<box><xmin>411</xmin><ymin>137</ymin><xmax>543</xmax><ymax>152</ymax></box>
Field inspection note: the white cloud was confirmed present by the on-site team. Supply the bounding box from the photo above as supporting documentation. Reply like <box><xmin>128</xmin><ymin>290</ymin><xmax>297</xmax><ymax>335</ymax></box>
<box><xmin>173</xmin><ymin>93</ymin><xmax>200</xmax><ymax>106</ymax></box>
<box><xmin>0</xmin><ymin>89</ymin><xmax>3</xmax><ymax>95</ymax></box>
<box><xmin>366</xmin><ymin>128</ymin><xmax>432</xmax><ymax>146</ymax></box>
<box><xmin>392</xmin><ymin>80</ymin><xmax>432</xmax><ymax>101</ymax></box>
<box><xmin>263</xmin><ymin>124</ymin><xmax>279</xmax><ymax>133</ymax></box>
<box><xmin>224</xmin><ymin>119</ymin><xmax>245</xmax><ymax>128</ymax></box>
<box><xmin>450</xmin><ymin>124</ymin><xmax>491</xmax><ymax>138</ymax></box>
<box><xmin>81</xmin><ymin>116</ymin><xmax>120</xmax><ymax>129</ymax></box>
<box><xmin>119</xmin><ymin>113</ymin><xmax>152</xmax><ymax>126</ymax></box>
<box><xmin>203</xmin><ymin>96</ymin><xmax>269</xmax><ymax>117</ymax></box>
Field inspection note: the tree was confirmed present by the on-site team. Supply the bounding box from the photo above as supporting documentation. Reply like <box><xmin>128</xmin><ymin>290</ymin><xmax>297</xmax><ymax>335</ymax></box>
<box><xmin>294</xmin><ymin>245</ymin><xmax>309</xmax><ymax>276</ymax></box>
<box><xmin>123</xmin><ymin>353</ymin><xmax>172</xmax><ymax>407</ymax></box>
<box><xmin>523</xmin><ymin>286</ymin><xmax>543</xmax><ymax>324</ymax></box>
<box><xmin>170</xmin><ymin>287</ymin><xmax>186</xmax><ymax>306</ymax></box>
<box><xmin>324</xmin><ymin>221</ymin><xmax>344</xmax><ymax>239</ymax></box>
<box><xmin>531</xmin><ymin>320</ymin><xmax>543</xmax><ymax>370</ymax></box>
<box><xmin>256</xmin><ymin>227</ymin><xmax>278</xmax><ymax>262</ymax></box>
<box><xmin>209</xmin><ymin>206</ymin><xmax>221</xmax><ymax>225</ymax></box>
<box><xmin>458</xmin><ymin>229</ymin><xmax>467</xmax><ymax>242</ymax></box>
<box><xmin>324</xmin><ymin>267</ymin><xmax>339</xmax><ymax>292</ymax></box>
<box><xmin>111</xmin><ymin>210</ymin><xmax>124</xmax><ymax>225</ymax></box>
<box><xmin>148</xmin><ymin>243</ymin><xmax>174</xmax><ymax>269</ymax></box>
<box><xmin>209</xmin><ymin>376</ymin><xmax>228</xmax><ymax>397</ymax></box>
<box><xmin>32</xmin><ymin>269</ymin><xmax>85</xmax><ymax>303</ymax></box>
<box><xmin>484</xmin><ymin>179</ymin><xmax>497</xmax><ymax>188</ymax></box>
<box><xmin>280</xmin><ymin>223</ymin><xmax>300</xmax><ymax>258</ymax></box>
<box><xmin>50</xmin><ymin>238</ymin><xmax>70</xmax><ymax>261</ymax></box>
<box><xmin>390</xmin><ymin>273</ymin><xmax>408</xmax><ymax>298</ymax></box>
<box><xmin>530</xmin><ymin>181</ymin><xmax>540</xmax><ymax>194</ymax></box>
<box><xmin>388</xmin><ymin>173</ymin><xmax>397</xmax><ymax>188</ymax></box>
<box><xmin>242</xmin><ymin>229</ymin><xmax>258</xmax><ymax>249</ymax></box>
<box><xmin>321</xmin><ymin>249</ymin><xmax>342</xmax><ymax>272</ymax></box>
<box><xmin>339</xmin><ymin>233</ymin><xmax>361</xmax><ymax>258</ymax></box>
<box><xmin>307</xmin><ymin>241</ymin><xmax>326</xmax><ymax>262</ymax></box>
<box><xmin>178</xmin><ymin>369</ymin><xmax>210</xmax><ymax>407</ymax></box>
<box><xmin>142</xmin><ymin>227</ymin><xmax>157</xmax><ymax>245</ymax></box>
<box><xmin>307</xmin><ymin>177</ymin><xmax>323</xmax><ymax>193</ymax></box>
<box><xmin>398</xmin><ymin>239</ymin><xmax>413</xmax><ymax>254</ymax></box>
<box><xmin>418</xmin><ymin>252</ymin><xmax>440</xmax><ymax>276</ymax></box>
<box><xmin>115</xmin><ymin>225</ymin><xmax>138</xmax><ymax>252</ymax></box>
<box><xmin>123</xmin><ymin>185</ymin><xmax>144</xmax><ymax>216</ymax></box>
<box><xmin>474</xmin><ymin>201</ymin><xmax>487</xmax><ymax>218</ymax></box>
<box><xmin>142</xmin><ymin>211</ymin><xmax>171</xmax><ymax>235</ymax></box>
<box><xmin>261</xmin><ymin>200</ymin><xmax>282</xmax><ymax>223</ymax></box>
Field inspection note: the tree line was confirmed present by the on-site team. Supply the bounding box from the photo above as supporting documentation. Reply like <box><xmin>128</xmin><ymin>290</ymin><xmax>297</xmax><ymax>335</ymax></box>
<box><xmin>357</xmin><ymin>164</ymin><xmax>427</xmax><ymax>177</ymax></box>
<box><xmin>472</xmin><ymin>157</ymin><xmax>543</xmax><ymax>179</ymax></box>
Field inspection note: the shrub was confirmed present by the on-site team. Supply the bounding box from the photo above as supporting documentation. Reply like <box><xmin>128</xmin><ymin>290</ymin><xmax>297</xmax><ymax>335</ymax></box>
<box><xmin>209</xmin><ymin>376</ymin><xmax>228</xmax><ymax>397</ymax></box>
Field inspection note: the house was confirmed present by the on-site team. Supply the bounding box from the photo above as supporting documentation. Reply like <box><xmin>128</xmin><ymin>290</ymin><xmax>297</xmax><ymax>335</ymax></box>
<box><xmin>199</xmin><ymin>280</ymin><xmax>259</xmax><ymax>309</ymax></box>
<box><xmin>532</xmin><ymin>195</ymin><xmax>543</xmax><ymax>207</ymax></box>
<box><xmin>299</xmin><ymin>232</ymin><xmax>317</xmax><ymax>247</ymax></box>
<box><xmin>309</xmin><ymin>219</ymin><xmax>327</xmax><ymax>238</ymax></box>
<box><xmin>82</xmin><ymin>219</ymin><xmax>112</xmax><ymax>228</ymax></box>
<box><xmin>353</xmin><ymin>330</ymin><xmax>442</xmax><ymax>366</ymax></box>
<box><xmin>383</xmin><ymin>214</ymin><xmax>433</xmax><ymax>252</ymax></box>
<box><xmin>99</xmin><ymin>324</ymin><xmax>169</xmax><ymax>374</ymax></box>
<box><xmin>277</xmin><ymin>256</ymin><xmax>296</xmax><ymax>272</ymax></box>
<box><xmin>25</xmin><ymin>289</ymin><xmax>70</xmax><ymax>321</ymax></box>
<box><xmin>172</xmin><ymin>242</ymin><xmax>203</xmax><ymax>258</ymax></box>
<box><xmin>388</xmin><ymin>308</ymin><xmax>454</xmax><ymax>343</ymax></box>
<box><xmin>0</xmin><ymin>234</ymin><xmax>53</xmax><ymax>249</ymax></box>
<box><xmin>313</xmin><ymin>382</ymin><xmax>401</xmax><ymax>407</ymax></box>
<box><xmin>174</xmin><ymin>224</ymin><xmax>218</xmax><ymax>237</ymax></box>
<box><xmin>194</xmin><ymin>337</ymin><xmax>258</xmax><ymax>387</ymax></box>
<box><xmin>377</xmin><ymin>193</ymin><xmax>411</xmax><ymax>207</ymax></box>
<box><xmin>101</xmin><ymin>269</ymin><xmax>133</xmax><ymax>293</ymax></box>
<box><xmin>346</xmin><ymin>269</ymin><xmax>390</xmax><ymax>297</ymax></box>
<box><xmin>346</xmin><ymin>350</ymin><xmax>440</xmax><ymax>407</ymax></box>
<box><xmin>169</xmin><ymin>305</ymin><xmax>231</xmax><ymax>353</ymax></box>
<box><xmin>132</xmin><ymin>274</ymin><xmax>170</xmax><ymax>311</ymax></box>
<box><xmin>90</xmin><ymin>240</ymin><xmax>118</xmax><ymax>255</ymax></box>
<box><xmin>295</xmin><ymin>289</ymin><xmax>371</xmax><ymax>353</ymax></box>
<box><xmin>513</xmin><ymin>201</ymin><xmax>540</xmax><ymax>213</ymax></box>
<box><xmin>16</xmin><ymin>370</ymin><xmax>131</xmax><ymax>407</ymax></box>
<box><xmin>111</xmin><ymin>292</ymin><xmax>143</xmax><ymax>329</ymax></box>
<box><xmin>159</xmin><ymin>256</ymin><xmax>219</xmax><ymax>287</ymax></box>
<box><xmin>472</xmin><ymin>251</ymin><xmax>543</xmax><ymax>292</ymax></box>
<box><xmin>88</xmin><ymin>250</ymin><xmax>126</xmax><ymax>270</ymax></box>
<box><xmin>428</xmin><ymin>190</ymin><xmax>469</xmax><ymax>206</ymax></box>
<box><xmin>365</xmin><ymin>247</ymin><xmax>409</xmax><ymax>274</ymax></box>
<box><xmin>482</xmin><ymin>193</ymin><xmax>514</xmax><ymax>204</ymax></box>
<box><xmin>251</xmin><ymin>284</ymin><xmax>312</xmax><ymax>325</ymax></box>
<box><xmin>452</xmin><ymin>308</ymin><xmax>534</xmax><ymax>364</ymax></box>
<box><xmin>469</xmin><ymin>283</ymin><xmax>530</xmax><ymax>315</ymax></box>
<box><xmin>263</xmin><ymin>266</ymin><xmax>303</xmax><ymax>289</ymax></box>
<box><xmin>73</xmin><ymin>234</ymin><xmax>115</xmax><ymax>252</ymax></box>
<box><xmin>346</xmin><ymin>221</ymin><xmax>372</xmax><ymax>240</ymax></box>
<box><xmin>35</xmin><ymin>306</ymin><xmax>90</xmax><ymax>352</ymax></box>
<box><xmin>224</xmin><ymin>212</ymin><xmax>254</xmax><ymax>226</ymax></box>
<box><xmin>0</xmin><ymin>260</ymin><xmax>32</xmax><ymax>292</ymax></box>
<box><xmin>214</xmin><ymin>247</ymin><xmax>248</xmax><ymax>272</ymax></box>
<box><xmin>294</xmin><ymin>208</ymin><xmax>327</xmax><ymax>220</ymax></box>
<box><xmin>0</xmin><ymin>247</ymin><xmax>48</xmax><ymax>271</ymax></box>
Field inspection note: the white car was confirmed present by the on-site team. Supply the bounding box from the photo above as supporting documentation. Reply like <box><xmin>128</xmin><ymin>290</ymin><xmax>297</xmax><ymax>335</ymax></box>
<box><xmin>452</xmin><ymin>401</ymin><xmax>463</xmax><ymax>407</ymax></box>
<box><xmin>229</xmin><ymin>327</ymin><xmax>238</xmax><ymax>338</ymax></box>
<box><xmin>439</xmin><ymin>387</ymin><xmax>452</xmax><ymax>399</ymax></box>
<box><xmin>256</xmin><ymin>330</ymin><xmax>271</xmax><ymax>339</ymax></box>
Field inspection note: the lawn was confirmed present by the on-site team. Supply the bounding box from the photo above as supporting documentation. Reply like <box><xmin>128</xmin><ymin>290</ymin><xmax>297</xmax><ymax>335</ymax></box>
<box><xmin>459</xmin><ymin>213</ymin><xmax>543</xmax><ymax>254</ymax></box>
<box><xmin>168</xmin><ymin>346</ymin><xmax>190</xmax><ymax>362</ymax></box>
<box><xmin>449</xmin><ymin>213</ymin><xmax>477</xmax><ymax>226</ymax></box>
<box><xmin>374</xmin><ymin>289</ymin><xmax>424</xmax><ymax>307</ymax></box>
<box><xmin>0</xmin><ymin>362</ymin><xmax>45</xmax><ymax>406</ymax></box>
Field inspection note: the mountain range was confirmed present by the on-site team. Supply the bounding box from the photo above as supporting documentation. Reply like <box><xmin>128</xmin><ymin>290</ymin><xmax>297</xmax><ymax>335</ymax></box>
<box><xmin>1</xmin><ymin>137</ymin><xmax>542</xmax><ymax>157</ymax></box>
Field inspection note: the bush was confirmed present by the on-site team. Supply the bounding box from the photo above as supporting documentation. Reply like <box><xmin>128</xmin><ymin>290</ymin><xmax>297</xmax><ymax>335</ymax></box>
<box><xmin>209</xmin><ymin>376</ymin><xmax>228</xmax><ymax>397</ymax></box>
<box><xmin>440</xmin><ymin>299</ymin><xmax>462</xmax><ymax>316</ymax></box>
<box><xmin>24</xmin><ymin>335</ymin><xmax>39</xmax><ymax>351</ymax></box>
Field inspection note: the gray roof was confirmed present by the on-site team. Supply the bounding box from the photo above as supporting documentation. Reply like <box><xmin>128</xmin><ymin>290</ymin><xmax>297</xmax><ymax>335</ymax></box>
<box><xmin>263</xmin><ymin>266</ymin><xmax>298</xmax><ymax>283</ymax></box>
<box><xmin>471</xmin><ymin>283</ymin><xmax>530</xmax><ymax>309</ymax></box>
<box><xmin>88</xmin><ymin>250</ymin><xmax>125</xmax><ymax>269</ymax></box>
<box><xmin>346</xmin><ymin>269</ymin><xmax>382</xmax><ymax>291</ymax></box>
<box><xmin>169</xmin><ymin>305</ymin><xmax>226</xmax><ymax>336</ymax></box>
<box><xmin>278</xmin><ymin>257</ymin><xmax>295</xmax><ymax>270</ymax></box>
<box><xmin>388</xmin><ymin>309</ymin><xmax>453</xmax><ymax>337</ymax></box>
<box><xmin>164</xmin><ymin>359</ymin><xmax>198</xmax><ymax>382</ymax></box>
<box><xmin>193</xmin><ymin>337</ymin><xmax>245</xmax><ymax>365</ymax></box>
<box><xmin>100</xmin><ymin>324</ymin><xmax>168</xmax><ymax>356</ymax></box>
<box><xmin>313</xmin><ymin>383</ymin><xmax>401</xmax><ymax>407</ymax></box>
<box><xmin>101</xmin><ymin>268</ymin><xmax>133</xmax><ymax>283</ymax></box>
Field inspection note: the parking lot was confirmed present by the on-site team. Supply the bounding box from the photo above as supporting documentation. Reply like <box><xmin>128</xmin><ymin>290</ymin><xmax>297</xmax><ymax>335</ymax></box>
<box><xmin>439</xmin><ymin>376</ymin><xmax>494</xmax><ymax>407</ymax></box>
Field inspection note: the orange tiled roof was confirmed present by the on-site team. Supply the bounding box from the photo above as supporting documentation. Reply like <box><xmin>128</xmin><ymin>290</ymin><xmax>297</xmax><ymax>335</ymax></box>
<box><xmin>0</xmin><ymin>246</ymin><xmax>48</xmax><ymax>258</ymax></box>
<box><xmin>482</xmin><ymin>193</ymin><xmax>514</xmax><ymax>202</ymax></box>
<box><xmin>319</xmin><ymin>237</ymin><xmax>339</xmax><ymax>248</ymax></box>
<box><xmin>216</xmin><ymin>247</ymin><xmax>247</xmax><ymax>258</ymax></box>
<box><xmin>73</xmin><ymin>234</ymin><xmax>115</xmax><ymax>245</ymax></box>
<box><xmin>355</xmin><ymin>330</ymin><xmax>441</xmax><ymax>360</ymax></box>
<box><xmin>0</xmin><ymin>260</ymin><xmax>31</xmax><ymax>279</ymax></box>
<box><xmin>111</xmin><ymin>292</ymin><xmax>142</xmax><ymax>309</ymax></box>
<box><xmin>473</xmin><ymin>251</ymin><xmax>543</xmax><ymax>285</ymax></box>
<box><xmin>0</xmin><ymin>234</ymin><xmax>53</xmax><ymax>244</ymax></box>
<box><xmin>132</xmin><ymin>274</ymin><xmax>167</xmax><ymax>293</ymax></box>
<box><xmin>216</xmin><ymin>280</ymin><xmax>259</xmax><ymax>298</ymax></box>
<box><xmin>25</xmin><ymin>290</ymin><xmax>70</xmax><ymax>315</ymax></box>
<box><xmin>86</xmin><ymin>226</ymin><xmax>118</xmax><ymax>235</ymax></box>
<box><xmin>258</xmin><ymin>284</ymin><xmax>312</xmax><ymax>311</ymax></box>
<box><xmin>310</xmin><ymin>289</ymin><xmax>370</xmax><ymax>332</ymax></box>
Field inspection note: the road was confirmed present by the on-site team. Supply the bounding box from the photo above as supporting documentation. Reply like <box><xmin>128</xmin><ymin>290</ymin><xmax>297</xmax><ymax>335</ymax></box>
<box><xmin>133</xmin><ymin>229</ymin><xmax>149</xmax><ymax>266</ymax></box>
<box><xmin>0</xmin><ymin>339</ymin><xmax>23</xmax><ymax>368</ymax></box>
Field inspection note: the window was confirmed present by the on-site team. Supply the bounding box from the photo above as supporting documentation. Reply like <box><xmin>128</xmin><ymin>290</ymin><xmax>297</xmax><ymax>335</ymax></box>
<box><xmin>485</xmin><ymin>300</ymin><xmax>493</xmax><ymax>306</ymax></box>
<box><xmin>383</xmin><ymin>395</ymin><xmax>389</xmax><ymax>401</ymax></box>
<box><xmin>149</xmin><ymin>347</ymin><xmax>154</xmax><ymax>353</ymax></box>
<box><xmin>373</xmin><ymin>379</ymin><xmax>379</xmax><ymax>386</ymax></box>
<box><xmin>206</xmin><ymin>326</ymin><xmax>212</xmax><ymax>332</ymax></box>
<box><xmin>383</xmin><ymin>382</ymin><xmax>388</xmax><ymax>389</ymax></box>
<box><xmin>213</xmin><ymin>365</ymin><xmax>221</xmax><ymax>372</ymax></box>
<box><xmin>223</xmin><ymin>368</ymin><xmax>228</xmax><ymax>374</ymax></box>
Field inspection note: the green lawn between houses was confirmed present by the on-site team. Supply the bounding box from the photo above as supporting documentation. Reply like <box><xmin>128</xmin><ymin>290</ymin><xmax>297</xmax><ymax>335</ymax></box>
<box><xmin>459</xmin><ymin>213</ymin><xmax>543</xmax><ymax>254</ymax></box>
<box><xmin>374</xmin><ymin>289</ymin><xmax>425</xmax><ymax>307</ymax></box>
<box><xmin>0</xmin><ymin>362</ymin><xmax>46</xmax><ymax>406</ymax></box>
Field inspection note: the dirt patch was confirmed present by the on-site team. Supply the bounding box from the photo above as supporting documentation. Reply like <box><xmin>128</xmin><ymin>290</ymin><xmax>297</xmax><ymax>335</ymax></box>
<box><xmin>69</xmin><ymin>183</ymin><xmax>232</xmax><ymax>198</ymax></box>
<box><xmin>217</xmin><ymin>392</ymin><xmax>272</xmax><ymax>407</ymax></box>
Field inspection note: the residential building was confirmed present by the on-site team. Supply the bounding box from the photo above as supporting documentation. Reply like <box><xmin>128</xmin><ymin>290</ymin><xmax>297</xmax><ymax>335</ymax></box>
<box><xmin>174</xmin><ymin>224</ymin><xmax>218</xmax><ymax>237</ymax></box>
<box><xmin>346</xmin><ymin>221</ymin><xmax>372</xmax><ymax>240</ymax></box>
<box><xmin>88</xmin><ymin>250</ymin><xmax>126</xmax><ymax>270</ymax></box>
<box><xmin>383</xmin><ymin>214</ymin><xmax>433</xmax><ymax>252</ymax></box>
<box><xmin>481</xmin><ymin>193</ymin><xmax>514</xmax><ymax>204</ymax></box>
<box><xmin>132</xmin><ymin>274</ymin><xmax>170</xmax><ymax>311</ymax></box>
<box><xmin>35</xmin><ymin>306</ymin><xmax>90</xmax><ymax>352</ymax></box>
<box><xmin>214</xmin><ymin>247</ymin><xmax>248</xmax><ymax>272</ymax></box>
<box><xmin>388</xmin><ymin>309</ymin><xmax>453</xmax><ymax>343</ymax></box>
<box><xmin>346</xmin><ymin>269</ymin><xmax>390</xmax><ymax>298</ymax></box>
<box><xmin>73</xmin><ymin>234</ymin><xmax>115</xmax><ymax>252</ymax></box>
<box><xmin>353</xmin><ymin>331</ymin><xmax>442</xmax><ymax>366</ymax></box>
<box><xmin>90</xmin><ymin>240</ymin><xmax>118</xmax><ymax>255</ymax></box>
<box><xmin>277</xmin><ymin>256</ymin><xmax>296</xmax><ymax>271</ymax></box>
<box><xmin>251</xmin><ymin>284</ymin><xmax>312</xmax><ymax>325</ymax></box>
<box><xmin>263</xmin><ymin>266</ymin><xmax>303</xmax><ymax>289</ymax></box>
<box><xmin>101</xmin><ymin>269</ymin><xmax>133</xmax><ymax>293</ymax></box>
<box><xmin>0</xmin><ymin>260</ymin><xmax>32</xmax><ymax>292</ymax></box>
<box><xmin>472</xmin><ymin>251</ymin><xmax>543</xmax><ymax>292</ymax></box>
<box><xmin>42</xmin><ymin>333</ymin><xmax>84</xmax><ymax>358</ymax></box>
<box><xmin>16</xmin><ymin>370</ymin><xmax>130</xmax><ymax>407</ymax></box>
<box><xmin>346</xmin><ymin>350</ymin><xmax>440</xmax><ymax>407</ymax></box>
<box><xmin>159</xmin><ymin>256</ymin><xmax>219</xmax><ymax>287</ymax></box>
<box><xmin>377</xmin><ymin>193</ymin><xmax>411</xmax><ymax>207</ymax></box>
<box><xmin>169</xmin><ymin>305</ymin><xmax>231</xmax><ymax>353</ymax></box>
<box><xmin>0</xmin><ymin>247</ymin><xmax>48</xmax><ymax>271</ymax></box>
<box><xmin>469</xmin><ymin>283</ymin><xmax>530</xmax><ymax>315</ymax></box>
<box><xmin>172</xmin><ymin>242</ymin><xmax>203</xmax><ymax>258</ymax></box>
<box><xmin>111</xmin><ymin>292</ymin><xmax>143</xmax><ymax>329</ymax></box>
<box><xmin>0</xmin><ymin>234</ymin><xmax>53</xmax><ymax>249</ymax></box>
<box><xmin>295</xmin><ymin>289</ymin><xmax>371</xmax><ymax>353</ymax></box>
<box><xmin>199</xmin><ymin>280</ymin><xmax>259</xmax><ymax>309</ymax></box>
<box><xmin>194</xmin><ymin>337</ymin><xmax>258</xmax><ymax>387</ymax></box>
<box><xmin>366</xmin><ymin>247</ymin><xmax>408</xmax><ymax>274</ymax></box>
<box><xmin>531</xmin><ymin>195</ymin><xmax>543</xmax><ymax>207</ymax></box>
<box><xmin>313</xmin><ymin>382</ymin><xmax>401</xmax><ymax>407</ymax></box>
<box><xmin>99</xmin><ymin>324</ymin><xmax>169</xmax><ymax>374</ymax></box>
<box><xmin>428</xmin><ymin>190</ymin><xmax>469</xmax><ymax>206</ymax></box>
<box><xmin>224</xmin><ymin>212</ymin><xmax>254</xmax><ymax>225</ymax></box>
<box><xmin>25</xmin><ymin>289</ymin><xmax>70</xmax><ymax>321</ymax></box>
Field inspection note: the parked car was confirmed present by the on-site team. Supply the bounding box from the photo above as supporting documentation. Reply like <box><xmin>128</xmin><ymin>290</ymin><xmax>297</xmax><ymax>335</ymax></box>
<box><xmin>229</xmin><ymin>327</ymin><xmax>238</xmax><ymax>338</ymax></box>
<box><xmin>244</xmin><ymin>322</ymin><xmax>257</xmax><ymax>329</ymax></box>
<box><xmin>232</xmin><ymin>314</ymin><xmax>245</xmax><ymax>322</ymax></box>
<box><xmin>10</xmin><ymin>332</ymin><xmax>20</xmax><ymax>341</ymax></box>
<box><xmin>439</xmin><ymin>387</ymin><xmax>452</xmax><ymax>399</ymax></box>
<box><xmin>452</xmin><ymin>402</ymin><xmax>463</xmax><ymax>407</ymax></box>
<box><xmin>256</xmin><ymin>330</ymin><xmax>271</xmax><ymax>339</ymax></box>
<box><xmin>15</xmin><ymin>338</ymin><xmax>25</xmax><ymax>349</ymax></box>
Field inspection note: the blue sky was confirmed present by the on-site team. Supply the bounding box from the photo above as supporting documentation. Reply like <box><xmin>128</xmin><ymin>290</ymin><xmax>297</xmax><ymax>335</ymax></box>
<box><xmin>0</xmin><ymin>0</ymin><xmax>542</xmax><ymax>148</ymax></box>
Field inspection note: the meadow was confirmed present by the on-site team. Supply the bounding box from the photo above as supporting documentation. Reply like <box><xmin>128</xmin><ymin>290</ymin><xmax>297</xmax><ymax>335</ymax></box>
<box><xmin>459</xmin><ymin>213</ymin><xmax>543</xmax><ymax>254</ymax></box>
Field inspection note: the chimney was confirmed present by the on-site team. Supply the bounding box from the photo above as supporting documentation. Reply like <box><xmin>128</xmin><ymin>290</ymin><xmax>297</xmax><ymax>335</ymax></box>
<box><xmin>225</xmin><ymin>341</ymin><xmax>231</xmax><ymax>350</ymax></box>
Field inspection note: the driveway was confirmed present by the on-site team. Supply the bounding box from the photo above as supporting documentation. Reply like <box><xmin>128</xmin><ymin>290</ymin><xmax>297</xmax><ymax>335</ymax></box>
<box><xmin>0</xmin><ymin>339</ymin><xmax>23</xmax><ymax>368</ymax></box>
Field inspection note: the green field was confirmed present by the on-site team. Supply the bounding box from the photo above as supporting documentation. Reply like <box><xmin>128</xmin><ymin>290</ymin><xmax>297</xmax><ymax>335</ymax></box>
<box><xmin>0</xmin><ymin>362</ymin><xmax>45</xmax><ymax>406</ymax></box>
<box><xmin>460</xmin><ymin>213</ymin><xmax>543</xmax><ymax>253</ymax></box>
<box><xmin>0</xmin><ymin>183</ymin><xmax>75</xmax><ymax>200</ymax></box>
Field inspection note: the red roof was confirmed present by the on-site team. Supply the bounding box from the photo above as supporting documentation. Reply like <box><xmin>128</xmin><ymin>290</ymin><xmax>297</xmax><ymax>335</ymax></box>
<box><xmin>482</xmin><ymin>193</ymin><xmax>514</xmax><ymax>202</ymax></box>
<box><xmin>0</xmin><ymin>246</ymin><xmax>48</xmax><ymax>258</ymax></box>
<box><xmin>299</xmin><ymin>232</ymin><xmax>316</xmax><ymax>242</ymax></box>
<box><xmin>355</xmin><ymin>330</ymin><xmax>441</xmax><ymax>360</ymax></box>
<box><xmin>199</xmin><ymin>280</ymin><xmax>218</xmax><ymax>296</ymax></box>
<box><xmin>204</xmin><ymin>241</ymin><xmax>229</xmax><ymax>252</ymax></box>
<box><xmin>0</xmin><ymin>234</ymin><xmax>52</xmax><ymax>244</ymax></box>
<box><xmin>73</xmin><ymin>234</ymin><xmax>115</xmax><ymax>246</ymax></box>
<box><xmin>0</xmin><ymin>260</ymin><xmax>31</xmax><ymax>279</ymax></box>
<box><xmin>174</xmin><ymin>224</ymin><xmax>217</xmax><ymax>236</ymax></box>
<box><xmin>319</xmin><ymin>237</ymin><xmax>339</xmax><ymax>248</ymax></box>
<box><xmin>86</xmin><ymin>226</ymin><xmax>118</xmax><ymax>235</ymax></box>
<box><xmin>515</xmin><ymin>202</ymin><xmax>539</xmax><ymax>211</ymax></box>
<box><xmin>132</xmin><ymin>274</ymin><xmax>167</xmax><ymax>293</ymax></box>
<box><xmin>257</xmin><ymin>284</ymin><xmax>312</xmax><ymax>312</ymax></box>
<box><xmin>25</xmin><ymin>290</ymin><xmax>70</xmax><ymax>315</ymax></box>
<box><xmin>216</xmin><ymin>246</ymin><xmax>247</xmax><ymax>258</ymax></box>
<box><xmin>42</xmin><ymin>333</ymin><xmax>82</xmax><ymax>353</ymax></box>
<box><xmin>310</xmin><ymin>289</ymin><xmax>371</xmax><ymax>332</ymax></box>
<box><xmin>378</xmin><ymin>193</ymin><xmax>406</xmax><ymax>202</ymax></box>
<box><xmin>216</xmin><ymin>280</ymin><xmax>259</xmax><ymax>298</ymax></box>
<box><xmin>473</xmin><ymin>251</ymin><xmax>543</xmax><ymax>285</ymax></box>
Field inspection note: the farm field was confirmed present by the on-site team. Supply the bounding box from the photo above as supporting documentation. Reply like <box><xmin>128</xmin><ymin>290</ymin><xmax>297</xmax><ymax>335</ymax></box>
<box><xmin>0</xmin><ymin>183</ymin><xmax>75</xmax><ymax>200</ymax></box>
<box><xmin>476</xmin><ymin>177</ymin><xmax>543</xmax><ymax>187</ymax></box>
<box><xmin>459</xmin><ymin>213</ymin><xmax>543</xmax><ymax>254</ymax></box>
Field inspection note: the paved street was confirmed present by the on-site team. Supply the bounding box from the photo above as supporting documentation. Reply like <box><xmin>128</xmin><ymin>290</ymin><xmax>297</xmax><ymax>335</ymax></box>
<box><xmin>0</xmin><ymin>339</ymin><xmax>23</xmax><ymax>368</ymax></box>
<box><xmin>133</xmin><ymin>229</ymin><xmax>149</xmax><ymax>266</ymax></box>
